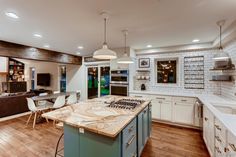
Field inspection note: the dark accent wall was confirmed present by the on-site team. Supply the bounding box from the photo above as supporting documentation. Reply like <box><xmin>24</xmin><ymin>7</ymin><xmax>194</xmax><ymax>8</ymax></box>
<box><xmin>0</xmin><ymin>40</ymin><xmax>82</xmax><ymax>65</ymax></box>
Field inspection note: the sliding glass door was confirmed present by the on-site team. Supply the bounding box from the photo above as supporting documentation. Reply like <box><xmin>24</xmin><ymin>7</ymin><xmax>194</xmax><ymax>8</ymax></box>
<box><xmin>87</xmin><ymin>65</ymin><xmax>110</xmax><ymax>99</ymax></box>
<box><xmin>100</xmin><ymin>66</ymin><xmax>110</xmax><ymax>97</ymax></box>
<box><xmin>87</xmin><ymin>67</ymin><xmax>99</xmax><ymax>99</ymax></box>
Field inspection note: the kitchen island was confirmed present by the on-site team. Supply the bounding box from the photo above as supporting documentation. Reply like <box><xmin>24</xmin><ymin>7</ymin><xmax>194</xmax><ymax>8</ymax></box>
<box><xmin>42</xmin><ymin>95</ymin><xmax>152</xmax><ymax>157</ymax></box>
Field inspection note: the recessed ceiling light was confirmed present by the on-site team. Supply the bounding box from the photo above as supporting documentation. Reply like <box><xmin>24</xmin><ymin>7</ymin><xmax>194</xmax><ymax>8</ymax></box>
<box><xmin>147</xmin><ymin>45</ymin><xmax>152</xmax><ymax>48</ymax></box>
<box><xmin>192</xmin><ymin>39</ymin><xmax>200</xmax><ymax>43</ymax></box>
<box><xmin>76</xmin><ymin>52</ymin><xmax>81</xmax><ymax>55</ymax></box>
<box><xmin>5</xmin><ymin>12</ymin><xmax>19</xmax><ymax>19</ymax></box>
<box><xmin>78</xmin><ymin>46</ymin><xmax>84</xmax><ymax>49</ymax></box>
<box><xmin>43</xmin><ymin>44</ymin><xmax>50</xmax><ymax>48</ymax></box>
<box><xmin>33</xmin><ymin>33</ymin><xmax>42</xmax><ymax>38</ymax></box>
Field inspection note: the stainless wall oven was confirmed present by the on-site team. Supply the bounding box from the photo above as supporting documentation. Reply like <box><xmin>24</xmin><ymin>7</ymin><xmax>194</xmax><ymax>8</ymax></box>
<box><xmin>110</xmin><ymin>70</ymin><xmax>129</xmax><ymax>96</ymax></box>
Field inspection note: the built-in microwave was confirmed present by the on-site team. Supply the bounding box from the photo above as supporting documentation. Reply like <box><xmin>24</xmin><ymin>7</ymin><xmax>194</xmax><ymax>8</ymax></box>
<box><xmin>110</xmin><ymin>70</ymin><xmax>129</xmax><ymax>96</ymax></box>
<box><xmin>110</xmin><ymin>70</ymin><xmax>129</xmax><ymax>84</ymax></box>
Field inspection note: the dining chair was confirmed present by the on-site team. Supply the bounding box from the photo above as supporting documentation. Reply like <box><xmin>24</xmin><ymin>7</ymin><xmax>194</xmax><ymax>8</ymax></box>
<box><xmin>66</xmin><ymin>93</ymin><xmax>77</xmax><ymax>105</ymax></box>
<box><xmin>26</xmin><ymin>98</ymin><xmax>49</xmax><ymax>128</ymax></box>
<box><xmin>76</xmin><ymin>90</ymin><xmax>81</xmax><ymax>102</ymax></box>
<box><xmin>38</xmin><ymin>92</ymin><xmax>48</xmax><ymax>106</ymax></box>
<box><xmin>51</xmin><ymin>95</ymin><xmax>66</xmax><ymax>109</ymax></box>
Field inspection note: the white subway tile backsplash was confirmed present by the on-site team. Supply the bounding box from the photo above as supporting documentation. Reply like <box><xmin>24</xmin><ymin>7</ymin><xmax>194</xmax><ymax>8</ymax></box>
<box><xmin>133</xmin><ymin>49</ymin><xmax>221</xmax><ymax>95</ymax></box>
<box><xmin>133</xmin><ymin>40</ymin><xmax>236</xmax><ymax>100</ymax></box>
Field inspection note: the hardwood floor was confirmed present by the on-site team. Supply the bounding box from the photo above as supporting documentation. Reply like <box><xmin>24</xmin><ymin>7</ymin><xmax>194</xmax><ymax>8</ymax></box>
<box><xmin>141</xmin><ymin>122</ymin><xmax>210</xmax><ymax>157</ymax></box>
<box><xmin>0</xmin><ymin>116</ymin><xmax>209</xmax><ymax>157</ymax></box>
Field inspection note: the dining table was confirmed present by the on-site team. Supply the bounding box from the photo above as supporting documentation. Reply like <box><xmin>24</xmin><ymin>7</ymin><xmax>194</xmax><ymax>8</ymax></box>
<box><xmin>31</xmin><ymin>91</ymin><xmax>76</xmax><ymax>104</ymax></box>
<box><xmin>31</xmin><ymin>91</ymin><xmax>76</xmax><ymax>123</ymax></box>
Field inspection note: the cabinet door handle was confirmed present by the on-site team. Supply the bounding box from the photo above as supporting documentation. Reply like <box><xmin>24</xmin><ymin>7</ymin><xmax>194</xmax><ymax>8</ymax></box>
<box><xmin>126</xmin><ymin>135</ymin><xmax>136</xmax><ymax>147</ymax></box>
<box><xmin>229</xmin><ymin>143</ymin><xmax>236</xmax><ymax>152</ymax></box>
<box><xmin>204</xmin><ymin>117</ymin><xmax>208</xmax><ymax>121</ymax></box>
<box><xmin>128</xmin><ymin>126</ymin><xmax>134</xmax><ymax>133</ymax></box>
<box><xmin>215</xmin><ymin>136</ymin><xmax>222</xmax><ymax>143</ymax></box>
<box><xmin>215</xmin><ymin>125</ymin><xmax>222</xmax><ymax>131</ymax></box>
<box><xmin>156</xmin><ymin>97</ymin><xmax>165</xmax><ymax>100</ymax></box>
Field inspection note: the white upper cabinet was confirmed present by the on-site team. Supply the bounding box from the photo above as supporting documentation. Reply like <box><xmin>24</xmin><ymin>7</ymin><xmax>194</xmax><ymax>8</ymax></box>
<box><xmin>0</xmin><ymin>57</ymin><xmax>8</xmax><ymax>73</ymax></box>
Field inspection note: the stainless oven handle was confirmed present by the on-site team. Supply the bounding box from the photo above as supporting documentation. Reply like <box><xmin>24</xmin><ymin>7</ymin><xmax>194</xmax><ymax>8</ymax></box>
<box><xmin>110</xmin><ymin>84</ymin><xmax>128</xmax><ymax>87</ymax></box>
<box><xmin>111</xmin><ymin>74</ymin><xmax>128</xmax><ymax>77</ymax></box>
<box><xmin>110</xmin><ymin>82</ymin><xmax>128</xmax><ymax>85</ymax></box>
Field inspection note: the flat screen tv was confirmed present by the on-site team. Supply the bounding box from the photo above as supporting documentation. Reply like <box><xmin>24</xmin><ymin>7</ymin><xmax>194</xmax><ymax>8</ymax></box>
<box><xmin>37</xmin><ymin>73</ymin><xmax>51</xmax><ymax>86</ymax></box>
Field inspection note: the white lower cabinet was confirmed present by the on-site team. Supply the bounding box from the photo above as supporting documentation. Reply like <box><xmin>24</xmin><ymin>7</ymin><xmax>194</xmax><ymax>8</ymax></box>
<box><xmin>151</xmin><ymin>99</ymin><xmax>161</xmax><ymax>119</ymax></box>
<box><xmin>173</xmin><ymin>102</ymin><xmax>194</xmax><ymax>125</ymax></box>
<box><xmin>160</xmin><ymin>102</ymin><xmax>172</xmax><ymax>121</ymax></box>
<box><xmin>203</xmin><ymin>105</ymin><xmax>215</xmax><ymax>157</ymax></box>
<box><xmin>130</xmin><ymin>93</ymin><xmax>196</xmax><ymax>126</ymax></box>
<box><xmin>227</xmin><ymin>132</ymin><xmax>236</xmax><ymax>157</ymax></box>
<box><xmin>203</xmin><ymin>105</ymin><xmax>236</xmax><ymax>157</ymax></box>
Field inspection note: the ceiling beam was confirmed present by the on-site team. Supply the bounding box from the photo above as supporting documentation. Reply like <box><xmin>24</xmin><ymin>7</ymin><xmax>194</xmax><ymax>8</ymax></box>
<box><xmin>0</xmin><ymin>40</ymin><xmax>82</xmax><ymax>65</ymax></box>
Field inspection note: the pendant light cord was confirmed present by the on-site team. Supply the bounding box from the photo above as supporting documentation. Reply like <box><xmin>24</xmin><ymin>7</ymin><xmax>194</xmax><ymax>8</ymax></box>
<box><xmin>219</xmin><ymin>25</ymin><xmax>222</xmax><ymax>49</ymax></box>
<box><xmin>104</xmin><ymin>18</ymin><xmax>107</xmax><ymax>45</ymax></box>
<box><xmin>124</xmin><ymin>32</ymin><xmax>127</xmax><ymax>54</ymax></box>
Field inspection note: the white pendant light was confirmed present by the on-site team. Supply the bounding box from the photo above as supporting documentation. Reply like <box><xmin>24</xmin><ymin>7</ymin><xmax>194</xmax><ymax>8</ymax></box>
<box><xmin>117</xmin><ymin>30</ymin><xmax>134</xmax><ymax>64</ymax></box>
<box><xmin>93</xmin><ymin>12</ymin><xmax>117</xmax><ymax>60</ymax></box>
<box><xmin>213</xmin><ymin>20</ymin><xmax>230</xmax><ymax>61</ymax></box>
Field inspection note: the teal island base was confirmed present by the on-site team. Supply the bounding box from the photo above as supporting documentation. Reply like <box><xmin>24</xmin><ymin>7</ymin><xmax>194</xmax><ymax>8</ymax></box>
<box><xmin>63</xmin><ymin>104</ymin><xmax>152</xmax><ymax>157</ymax></box>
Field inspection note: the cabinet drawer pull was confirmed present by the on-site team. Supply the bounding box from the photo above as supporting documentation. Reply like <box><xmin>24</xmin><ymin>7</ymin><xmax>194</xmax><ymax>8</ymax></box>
<box><xmin>215</xmin><ymin>136</ymin><xmax>222</xmax><ymax>143</ymax></box>
<box><xmin>204</xmin><ymin>117</ymin><xmax>208</xmax><ymax>121</ymax></box>
<box><xmin>229</xmin><ymin>143</ymin><xmax>236</xmax><ymax>152</ymax></box>
<box><xmin>132</xmin><ymin>154</ymin><xmax>137</xmax><ymax>157</ymax></box>
<box><xmin>224</xmin><ymin>147</ymin><xmax>229</xmax><ymax>153</ymax></box>
<box><xmin>181</xmin><ymin>99</ymin><xmax>187</xmax><ymax>102</ymax></box>
<box><xmin>215</xmin><ymin>146</ymin><xmax>221</xmax><ymax>154</ymax></box>
<box><xmin>135</xmin><ymin>95</ymin><xmax>142</xmax><ymax>98</ymax></box>
<box><xmin>156</xmin><ymin>97</ymin><xmax>165</xmax><ymax>100</ymax></box>
<box><xmin>128</xmin><ymin>126</ymin><xmax>134</xmax><ymax>133</ymax></box>
<box><xmin>126</xmin><ymin>135</ymin><xmax>136</xmax><ymax>147</ymax></box>
<box><xmin>215</xmin><ymin>125</ymin><xmax>222</xmax><ymax>131</ymax></box>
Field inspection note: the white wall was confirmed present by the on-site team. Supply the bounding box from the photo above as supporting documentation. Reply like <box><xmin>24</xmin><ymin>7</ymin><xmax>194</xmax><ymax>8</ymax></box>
<box><xmin>66</xmin><ymin>63</ymin><xmax>86</xmax><ymax>100</ymax></box>
<box><xmin>15</xmin><ymin>59</ymin><xmax>61</xmax><ymax>91</ymax></box>
<box><xmin>221</xmin><ymin>39</ymin><xmax>236</xmax><ymax>100</ymax></box>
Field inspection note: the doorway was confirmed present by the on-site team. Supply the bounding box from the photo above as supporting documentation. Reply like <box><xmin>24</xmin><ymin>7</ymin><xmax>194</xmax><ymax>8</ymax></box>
<box><xmin>59</xmin><ymin>65</ymin><xmax>66</xmax><ymax>92</ymax></box>
<box><xmin>87</xmin><ymin>65</ymin><xmax>110</xmax><ymax>99</ymax></box>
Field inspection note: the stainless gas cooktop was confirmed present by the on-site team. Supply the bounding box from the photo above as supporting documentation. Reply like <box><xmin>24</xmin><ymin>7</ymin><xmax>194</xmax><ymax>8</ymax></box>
<box><xmin>107</xmin><ymin>98</ymin><xmax>145</xmax><ymax>110</ymax></box>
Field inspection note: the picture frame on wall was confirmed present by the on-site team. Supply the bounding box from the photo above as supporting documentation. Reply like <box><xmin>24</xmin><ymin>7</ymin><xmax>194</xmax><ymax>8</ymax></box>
<box><xmin>139</xmin><ymin>58</ymin><xmax>150</xmax><ymax>68</ymax></box>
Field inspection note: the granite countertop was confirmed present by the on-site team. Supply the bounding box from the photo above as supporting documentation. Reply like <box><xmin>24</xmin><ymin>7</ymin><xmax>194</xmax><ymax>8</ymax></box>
<box><xmin>42</xmin><ymin>95</ymin><xmax>151</xmax><ymax>138</ymax></box>
<box><xmin>130</xmin><ymin>90</ymin><xmax>236</xmax><ymax>137</ymax></box>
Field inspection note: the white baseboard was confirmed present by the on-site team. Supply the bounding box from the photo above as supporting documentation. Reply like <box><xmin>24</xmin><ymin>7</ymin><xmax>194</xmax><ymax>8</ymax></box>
<box><xmin>152</xmin><ymin>119</ymin><xmax>202</xmax><ymax>130</ymax></box>
<box><xmin>0</xmin><ymin>112</ymin><xmax>31</xmax><ymax>122</ymax></box>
